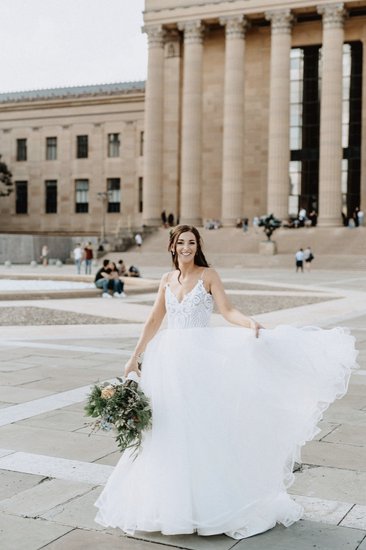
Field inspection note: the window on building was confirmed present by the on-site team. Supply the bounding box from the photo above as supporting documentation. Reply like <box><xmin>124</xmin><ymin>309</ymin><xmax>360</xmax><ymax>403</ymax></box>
<box><xmin>15</xmin><ymin>181</ymin><xmax>28</xmax><ymax>214</ymax></box>
<box><xmin>289</xmin><ymin>42</ymin><xmax>363</xmax><ymax>219</ymax></box>
<box><xmin>341</xmin><ymin>42</ymin><xmax>362</xmax><ymax>217</ymax></box>
<box><xmin>107</xmin><ymin>133</ymin><xmax>120</xmax><ymax>157</ymax></box>
<box><xmin>138</xmin><ymin>177</ymin><xmax>143</xmax><ymax>213</ymax></box>
<box><xmin>46</xmin><ymin>137</ymin><xmax>57</xmax><ymax>160</ymax></box>
<box><xmin>289</xmin><ymin>46</ymin><xmax>320</xmax><ymax>216</ymax></box>
<box><xmin>16</xmin><ymin>138</ymin><xmax>27</xmax><ymax>161</ymax></box>
<box><xmin>76</xmin><ymin>135</ymin><xmax>88</xmax><ymax>158</ymax></box>
<box><xmin>75</xmin><ymin>179</ymin><xmax>89</xmax><ymax>213</ymax></box>
<box><xmin>45</xmin><ymin>180</ymin><xmax>57</xmax><ymax>213</ymax></box>
<box><xmin>107</xmin><ymin>178</ymin><xmax>121</xmax><ymax>212</ymax></box>
<box><xmin>139</xmin><ymin>131</ymin><xmax>144</xmax><ymax>156</ymax></box>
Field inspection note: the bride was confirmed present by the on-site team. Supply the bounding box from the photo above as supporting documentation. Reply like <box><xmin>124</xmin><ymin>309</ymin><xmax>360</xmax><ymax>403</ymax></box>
<box><xmin>95</xmin><ymin>224</ymin><xmax>357</xmax><ymax>539</ymax></box>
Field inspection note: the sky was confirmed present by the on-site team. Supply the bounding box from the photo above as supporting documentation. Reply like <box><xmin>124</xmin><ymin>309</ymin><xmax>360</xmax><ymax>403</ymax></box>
<box><xmin>0</xmin><ymin>0</ymin><xmax>147</xmax><ymax>93</ymax></box>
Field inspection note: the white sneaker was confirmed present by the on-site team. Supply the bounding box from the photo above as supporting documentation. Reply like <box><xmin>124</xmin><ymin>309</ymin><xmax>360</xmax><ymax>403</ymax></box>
<box><xmin>120</xmin><ymin>291</ymin><xmax>127</xmax><ymax>298</ymax></box>
<box><xmin>102</xmin><ymin>292</ymin><xmax>112</xmax><ymax>299</ymax></box>
<box><xmin>114</xmin><ymin>292</ymin><xmax>127</xmax><ymax>298</ymax></box>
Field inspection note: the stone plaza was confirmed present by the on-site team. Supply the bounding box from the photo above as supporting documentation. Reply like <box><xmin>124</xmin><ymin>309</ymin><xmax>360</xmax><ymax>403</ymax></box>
<box><xmin>0</xmin><ymin>240</ymin><xmax>366</xmax><ymax>549</ymax></box>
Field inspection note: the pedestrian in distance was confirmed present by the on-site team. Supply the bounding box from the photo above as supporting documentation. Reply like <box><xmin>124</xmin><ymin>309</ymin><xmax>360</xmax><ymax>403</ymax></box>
<box><xmin>40</xmin><ymin>245</ymin><xmax>49</xmax><ymax>267</ymax></box>
<box><xmin>161</xmin><ymin>210</ymin><xmax>167</xmax><ymax>228</ymax></box>
<box><xmin>84</xmin><ymin>242</ymin><xmax>94</xmax><ymax>275</ymax></box>
<box><xmin>304</xmin><ymin>246</ymin><xmax>315</xmax><ymax>272</ymax></box>
<box><xmin>295</xmin><ymin>248</ymin><xmax>304</xmax><ymax>272</ymax></box>
<box><xmin>73</xmin><ymin>243</ymin><xmax>83</xmax><ymax>274</ymax></box>
<box><xmin>135</xmin><ymin>233</ymin><xmax>143</xmax><ymax>250</ymax></box>
<box><xmin>167</xmin><ymin>212</ymin><xmax>175</xmax><ymax>226</ymax></box>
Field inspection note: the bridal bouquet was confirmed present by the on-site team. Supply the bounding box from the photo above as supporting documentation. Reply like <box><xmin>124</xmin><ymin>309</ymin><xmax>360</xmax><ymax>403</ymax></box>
<box><xmin>84</xmin><ymin>373</ymin><xmax>152</xmax><ymax>456</ymax></box>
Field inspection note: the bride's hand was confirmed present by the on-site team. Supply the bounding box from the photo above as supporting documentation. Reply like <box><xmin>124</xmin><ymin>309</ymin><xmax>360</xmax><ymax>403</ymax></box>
<box><xmin>250</xmin><ymin>319</ymin><xmax>263</xmax><ymax>338</ymax></box>
<box><xmin>124</xmin><ymin>355</ymin><xmax>141</xmax><ymax>378</ymax></box>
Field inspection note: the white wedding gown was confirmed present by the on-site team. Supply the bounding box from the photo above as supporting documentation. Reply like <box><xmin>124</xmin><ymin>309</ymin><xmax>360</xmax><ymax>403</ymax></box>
<box><xmin>95</xmin><ymin>278</ymin><xmax>358</xmax><ymax>539</ymax></box>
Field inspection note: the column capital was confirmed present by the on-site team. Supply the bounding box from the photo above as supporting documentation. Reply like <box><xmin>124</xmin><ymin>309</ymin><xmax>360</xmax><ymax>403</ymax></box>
<box><xmin>165</xmin><ymin>30</ymin><xmax>181</xmax><ymax>58</ymax></box>
<box><xmin>265</xmin><ymin>9</ymin><xmax>294</xmax><ymax>34</ymax></box>
<box><xmin>178</xmin><ymin>20</ymin><xmax>204</xmax><ymax>44</ymax></box>
<box><xmin>317</xmin><ymin>3</ymin><xmax>347</xmax><ymax>29</ymax></box>
<box><xmin>219</xmin><ymin>15</ymin><xmax>248</xmax><ymax>39</ymax></box>
<box><xmin>142</xmin><ymin>25</ymin><xmax>166</xmax><ymax>48</ymax></box>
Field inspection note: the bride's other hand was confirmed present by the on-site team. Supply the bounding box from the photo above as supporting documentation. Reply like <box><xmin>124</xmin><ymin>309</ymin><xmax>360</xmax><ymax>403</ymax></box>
<box><xmin>124</xmin><ymin>356</ymin><xmax>141</xmax><ymax>377</ymax></box>
<box><xmin>250</xmin><ymin>319</ymin><xmax>263</xmax><ymax>338</ymax></box>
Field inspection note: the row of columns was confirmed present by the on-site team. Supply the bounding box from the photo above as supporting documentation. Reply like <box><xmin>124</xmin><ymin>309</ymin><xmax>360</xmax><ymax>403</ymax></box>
<box><xmin>143</xmin><ymin>2</ymin><xmax>347</xmax><ymax>227</ymax></box>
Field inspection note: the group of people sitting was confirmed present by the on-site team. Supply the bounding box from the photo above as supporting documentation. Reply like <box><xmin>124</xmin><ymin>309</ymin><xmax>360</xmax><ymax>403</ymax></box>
<box><xmin>94</xmin><ymin>259</ymin><xmax>141</xmax><ymax>299</ymax></box>
<box><xmin>283</xmin><ymin>208</ymin><xmax>318</xmax><ymax>229</ymax></box>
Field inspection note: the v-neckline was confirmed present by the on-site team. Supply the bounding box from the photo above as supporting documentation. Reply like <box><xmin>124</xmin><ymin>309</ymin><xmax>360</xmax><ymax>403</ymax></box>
<box><xmin>167</xmin><ymin>279</ymin><xmax>203</xmax><ymax>305</ymax></box>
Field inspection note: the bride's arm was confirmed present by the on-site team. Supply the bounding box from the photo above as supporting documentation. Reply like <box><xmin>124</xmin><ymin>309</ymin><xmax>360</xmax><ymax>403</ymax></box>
<box><xmin>207</xmin><ymin>269</ymin><xmax>263</xmax><ymax>337</ymax></box>
<box><xmin>124</xmin><ymin>273</ymin><xmax>169</xmax><ymax>376</ymax></box>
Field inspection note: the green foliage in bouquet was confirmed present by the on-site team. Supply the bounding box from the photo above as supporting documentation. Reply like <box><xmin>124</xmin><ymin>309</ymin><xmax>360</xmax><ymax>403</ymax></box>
<box><xmin>85</xmin><ymin>377</ymin><xmax>152</xmax><ymax>456</ymax></box>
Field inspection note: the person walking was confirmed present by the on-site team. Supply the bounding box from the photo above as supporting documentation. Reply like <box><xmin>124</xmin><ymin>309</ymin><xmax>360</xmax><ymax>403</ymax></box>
<box><xmin>40</xmin><ymin>245</ymin><xmax>49</xmax><ymax>267</ymax></box>
<box><xmin>84</xmin><ymin>242</ymin><xmax>94</xmax><ymax>275</ymax></box>
<box><xmin>73</xmin><ymin>243</ymin><xmax>83</xmax><ymax>274</ymax></box>
<box><xmin>295</xmin><ymin>248</ymin><xmax>304</xmax><ymax>272</ymax></box>
<box><xmin>135</xmin><ymin>233</ymin><xmax>143</xmax><ymax>250</ymax></box>
<box><xmin>95</xmin><ymin>224</ymin><xmax>357</xmax><ymax>540</ymax></box>
<box><xmin>304</xmin><ymin>246</ymin><xmax>315</xmax><ymax>272</ymax></box>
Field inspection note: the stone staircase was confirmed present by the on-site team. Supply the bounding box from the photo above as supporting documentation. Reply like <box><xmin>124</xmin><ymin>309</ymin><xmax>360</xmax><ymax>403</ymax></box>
<box><xmin>103</xmin><ymin>226</ymin><xmax>366</xmax><ymax>270</ymax></box>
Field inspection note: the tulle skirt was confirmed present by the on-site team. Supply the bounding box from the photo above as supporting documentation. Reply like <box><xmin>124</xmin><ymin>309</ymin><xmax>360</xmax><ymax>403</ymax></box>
<box><xmin>95</xmin><ymin>325</ymin><xmax>358</xmax><ymax>539</ymax></box>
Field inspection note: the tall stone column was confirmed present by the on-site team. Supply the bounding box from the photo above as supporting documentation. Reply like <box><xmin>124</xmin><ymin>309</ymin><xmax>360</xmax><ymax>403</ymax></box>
<box><xmin>317</xmin><ymin>3</ymin><xmax>346</xmax><ymax>226</ymax></box>
<box><xmin>163</xmin><ymin>31</ymin><xmax>181</xmax><ymax>220</ymax></box>
<box><xmin>178</xmin><ymin>20</ymin><xmax>204</xmax><ymax>226</ymax></box>
<box><xmin>142</xmin><ymin>25</ymin><xmax>165</xmax><ymax>226</ymax></box>
<box><xmin>361</xmin><ymin>40</ymin><xmax>366</xmax><ymax>214</ymax></box>
<box><xmin>220</xmin><ymin>15</ymin><xmax>247</xmax><ymax>226</ymax></box>
<box><xmin>265</xmin><ymin>10</ymin><xmax>293</xmax><ymax>220</ymax></box>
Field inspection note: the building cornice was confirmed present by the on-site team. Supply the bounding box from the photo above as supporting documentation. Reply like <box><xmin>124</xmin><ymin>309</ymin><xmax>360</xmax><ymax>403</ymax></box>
<box><xmin>0</xmin><ymin>91</ymin><xmax>145</xmax><ymax>113</ymax></box>
<box><xmin>0</xmin><ymin>81</ymin><xmax>146</xmax><ymax>107</ymax></box>
<box><xmin>143</xmin><ymin>0</ymin><xmax>366</xmax><ymax>25</ymax></box>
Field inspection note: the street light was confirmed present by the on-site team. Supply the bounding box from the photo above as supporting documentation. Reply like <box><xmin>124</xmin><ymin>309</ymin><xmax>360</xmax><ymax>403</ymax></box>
<box><xmin>97</xmin><ymin>191</ymin><xmax>112</xmax><ymax>244</ymax></box>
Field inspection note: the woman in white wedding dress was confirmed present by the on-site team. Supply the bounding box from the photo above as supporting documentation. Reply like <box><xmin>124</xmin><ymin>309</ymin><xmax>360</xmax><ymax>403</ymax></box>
<box><xmin>95</xmin><ymin>225</ymin><xmax>358</xmax><ymax>539</ymax></box>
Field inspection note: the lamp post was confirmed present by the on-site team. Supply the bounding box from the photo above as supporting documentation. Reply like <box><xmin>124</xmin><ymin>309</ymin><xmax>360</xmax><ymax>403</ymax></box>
<box><xmin>97</xmin><ymin>191</ymin><xmax>111</xmax><ymax>244</ymax></box>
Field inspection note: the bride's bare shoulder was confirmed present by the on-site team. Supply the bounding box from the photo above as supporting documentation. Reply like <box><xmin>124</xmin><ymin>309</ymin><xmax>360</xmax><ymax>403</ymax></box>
<box><xmin>205</xmin><ymin>267</ymin><xmax>220</xmax><ymax>281</ymax></box>
<box><xmin>161</xmin><ymin>271</ymin><xmax>176</xmax><ymax>285</ymax></box>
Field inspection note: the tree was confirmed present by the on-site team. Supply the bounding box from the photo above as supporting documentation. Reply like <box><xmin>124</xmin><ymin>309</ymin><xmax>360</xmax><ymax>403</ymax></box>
<box><xmin>0</xmin><ymin>155</ymin><xmax>13</xmax><ymax>196</ymax></box>
<box><xmin>258</xmin><ymin>213</ymin><xmax>282</xmax><ymax>241</ymax></box>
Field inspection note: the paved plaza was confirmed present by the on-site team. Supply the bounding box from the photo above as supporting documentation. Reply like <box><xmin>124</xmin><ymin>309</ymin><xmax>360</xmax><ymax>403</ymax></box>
<box><xmin>0</xmin><ymin>261</ymin><xmax>366</xmax><ymax>549</ymax></box>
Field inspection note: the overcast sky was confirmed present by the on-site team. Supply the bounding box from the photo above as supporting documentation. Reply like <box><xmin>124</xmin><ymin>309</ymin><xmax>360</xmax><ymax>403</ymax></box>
<box><xmin>0</xmin><ymin>0</ymin><xmax>147</xmax><ymax>93</ymax></box>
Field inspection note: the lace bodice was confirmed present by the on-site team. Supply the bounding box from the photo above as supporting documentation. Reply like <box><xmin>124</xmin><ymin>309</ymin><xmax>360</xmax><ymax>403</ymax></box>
<box><xmin>165</xmin><ymin>279</ymin><xmax>214</xmax><ymax>329</ymax></box>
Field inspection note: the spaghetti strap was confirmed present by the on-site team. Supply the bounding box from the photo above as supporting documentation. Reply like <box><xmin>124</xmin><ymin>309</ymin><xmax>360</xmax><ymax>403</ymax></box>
<box><xmin>200</xmin><ymin>268</ymin><xmax>206</xmax><ymax>282</ymax></box>
<box><xmin>165</xmin><ymin>271</ymin><xmax>174</xmax><ymax>286</ymax></box>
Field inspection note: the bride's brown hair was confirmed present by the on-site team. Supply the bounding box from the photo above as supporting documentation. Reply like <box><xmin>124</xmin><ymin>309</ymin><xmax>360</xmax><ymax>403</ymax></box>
<box><xmin>168</xmin><ymin>225</ymin><xmax>209</xmax><ymax>283</ymax></box>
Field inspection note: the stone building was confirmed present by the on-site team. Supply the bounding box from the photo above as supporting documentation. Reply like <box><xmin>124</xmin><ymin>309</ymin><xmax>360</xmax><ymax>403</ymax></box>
<box><xmin>1</xmin><ymin>0</ymin><xmax>366</xmax><ymax>236</ymax></box>
<box><xmin>0</xmin><ymin>83</ymin><xmax>145</xmax><ymax>237</ymax></box>
<box><xmin>143</xmin><ymin>0</ymin><xmax>366</xmax><ymax>227</ymax></box>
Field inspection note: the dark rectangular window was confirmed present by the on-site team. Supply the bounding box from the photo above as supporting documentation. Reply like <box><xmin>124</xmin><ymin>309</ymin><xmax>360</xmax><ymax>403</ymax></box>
<box><xmin>15</xmin><ymin>181</ymin><xmax>28</xmax><ymax>214</ymax></box>
<box><xmin>107</xmin><ymin>178</ymin><xmax>121</xmax><ymax>212</ymax></box>
<box><xmin>76</xmin><ymin>135</ymin><xmax>88</xmax><ymax>158</ymax></box>
<box><xmin>139</xmin><ymin>131</ymin><xmax>144</xmax><ymax>156</ymax></box>
<box><xmin>45</xmin><ymin>180</ymin><xmax>57</xmax><ymax>213</ymax></box>
<box><xmin>75</xmin><ymin>179</ymin><xmax>89</xmax><ymax>213</ymax></box>
<box><xmin>16</xmin><ymin>138</ymin><xmax>27</xmax><ymax>161</ymax></box>
<box><xmin>107</xmin><ymin>133</ymin><xmax>120</xmax><ymax>157</ymax></box>
<box><xmin>46</xmin><ymin>137</ymin><xmax>57</xmax><ymax>160</ymax></box>
<box><xmin>138</xmin><ymin>177</ymin><xmax>143</xmax><ymax>213</ymax></box>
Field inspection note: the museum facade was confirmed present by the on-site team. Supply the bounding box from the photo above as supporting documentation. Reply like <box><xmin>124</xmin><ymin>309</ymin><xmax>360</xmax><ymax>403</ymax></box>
<box><xmin>1</xmin><ymin>0</ymin><xmax>366</xmax><ymax>235</ymax></box>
